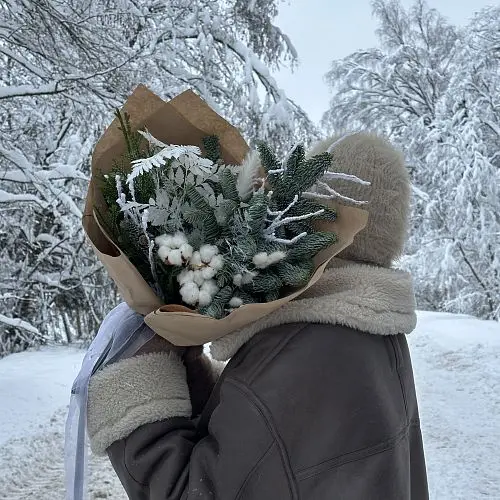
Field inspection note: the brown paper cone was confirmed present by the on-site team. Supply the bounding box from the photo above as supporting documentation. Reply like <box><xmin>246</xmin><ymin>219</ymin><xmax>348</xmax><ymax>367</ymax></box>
<box><xmin>144</xmin><ymin>203</ymin><xmax>367</xmax><ymax>345</ymax></box>
<box><xmin>83</xmin><ymin>86</ymin><xmax>368</xmax><ymax>345</ymax></box>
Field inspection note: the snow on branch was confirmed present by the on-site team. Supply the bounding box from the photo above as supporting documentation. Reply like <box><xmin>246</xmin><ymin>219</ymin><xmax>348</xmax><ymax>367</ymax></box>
<box><xmin>0</xmin><ymin>314</ymin><xmax>40</xmax><ymax>335</ymax></box>
<box><xmin>0</xmin><ymin>189</ymin><xmax>48</xmax><ymax>207</ymax></box>
<box><xmin>0</xmin><ymin>82</ymin><xmax>63</xmax><ymax>100</ymax></box>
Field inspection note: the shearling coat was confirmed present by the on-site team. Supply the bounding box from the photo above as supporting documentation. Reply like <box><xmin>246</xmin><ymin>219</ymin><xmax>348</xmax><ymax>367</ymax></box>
<box><xmin>88</xmin><ymin>260</ymin><xmax>429</xmax><ymax>499</ymax></box>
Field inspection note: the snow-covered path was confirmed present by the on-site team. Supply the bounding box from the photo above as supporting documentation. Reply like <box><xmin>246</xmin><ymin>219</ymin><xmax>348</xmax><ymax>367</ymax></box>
<box><xmin>408</xmin><ymin>312</ymin><xmax>500</xmax><ymax>499</ymax></box>
<box><xmin>0</xmin><ymin>312</ymin><xmax>499</xmax><ymax>499</ymax></box>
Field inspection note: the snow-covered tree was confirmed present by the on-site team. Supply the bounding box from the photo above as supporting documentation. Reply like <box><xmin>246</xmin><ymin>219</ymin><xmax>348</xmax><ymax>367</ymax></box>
<box><xmin>322</xmin><ymin>0</ymin><xmax>500</xmax><ymax>320</ymax></box>
<box><xmin>0</xmin><ymin>0</ymin><xmax>315</xmax><ymax>355</ymax></box>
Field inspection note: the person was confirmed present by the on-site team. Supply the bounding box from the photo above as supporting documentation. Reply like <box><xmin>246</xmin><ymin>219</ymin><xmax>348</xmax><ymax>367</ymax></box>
<box><xmin>87</xmin><ymin>133</ymin><xmax>429</xmax><ymax>499</ymax></box>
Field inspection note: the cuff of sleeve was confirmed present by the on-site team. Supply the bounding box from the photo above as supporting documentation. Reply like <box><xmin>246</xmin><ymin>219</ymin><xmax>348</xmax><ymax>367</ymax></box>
<box><xmin>88</xmin><ymin>351</ymin><xmax>191</xmax><ymax>455</ymax></box>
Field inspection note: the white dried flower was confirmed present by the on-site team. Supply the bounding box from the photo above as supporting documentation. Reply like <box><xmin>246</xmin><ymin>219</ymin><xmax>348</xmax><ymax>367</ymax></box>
<box><xmin>229</xmin><ymin>297</ymin><xmax>243</xmax><ymax>308</ymax></box>
<box><xmin>268</xmin><ymin>251</ymin><xmax>287</xmax><ymax>265</ymax></box>
<box><xmin>178</xmin><ymin>269</ymin><xmax>194</xmax><ymax>286</ymax></box>
<box><xmin>180</xmin><ymin>243</ymin><xmax>193</xmax><ymax>260</ymax></box>
<box><xmin>172</xmin><ymin>231</ymin><xmax>188</xmax><ymax>247</ymax></box>
<box><xmin>180</xmin><ymin>282</ymin><xmax>199</xmax><ymax>305</ymax></box>
<box><xmin>200</xmin><ymin>244</ymin><xmax>219</xmax><ymax>263</ymax></box>
<box><xmin>168</xmin><ymin>249</ymin><xmax>183</xmax><ymax>266</ymax></box>
<box><xmin>193</xmin><ymin>270</ymin><xmax>205</xmax><ymax>287</ymax></box>
<box><xmin>198</xmin><ymin>291</ymin><xmax>213</xmax><ymax>307</ymax></box>
<box><xmin>156</xmin><ymin>234</ymin><xmax>174</xmax><ymax>248</ymax></box>
<box><xmin>157</xmin><ymin>246</ymin><xmax>171</xmax><ymax>262</ymax></box>
<box><xmin>201</xmin><ymin>266</ymin><xmax>217</xmax><ymax>280</ymax></box>
<box><xmin>201</xmin><ymin>279</ymin><xmax>219</xmax><ymax>297</ymax></box>
<box><xmin>253</xmin><ymin>252</ymin><xmax>270</xmax><ymax>269</ymax></box>
<box><xmin>209</xmin><ymin>254</ymin><xmax>224</xmax><ymax>271</ymax></box>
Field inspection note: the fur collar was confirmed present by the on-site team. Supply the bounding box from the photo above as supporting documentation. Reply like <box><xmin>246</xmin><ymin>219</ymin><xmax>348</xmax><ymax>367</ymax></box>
<box><xmin>210</xmin><ymin>259</ymin><xmax>417</xmax><ymax>361</ymax></box>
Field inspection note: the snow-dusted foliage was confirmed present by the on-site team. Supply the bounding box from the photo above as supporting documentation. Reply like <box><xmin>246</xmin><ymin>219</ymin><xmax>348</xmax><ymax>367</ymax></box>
<box><xmin>0</xmin><ymin>0</ymin><xmax>315</xmax><ymax>355</ymax></box>
<box><xmin>322</xmin><ymin>0</ymin><xmax>500</xmax><ymax>320</ymax></box>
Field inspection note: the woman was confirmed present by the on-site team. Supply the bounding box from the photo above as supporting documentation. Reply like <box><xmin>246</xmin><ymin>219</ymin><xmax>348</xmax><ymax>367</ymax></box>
<box><xmin>87</xmin><ymin>133</ymin><xmax>428</xmax><ymax>499</ymax></box>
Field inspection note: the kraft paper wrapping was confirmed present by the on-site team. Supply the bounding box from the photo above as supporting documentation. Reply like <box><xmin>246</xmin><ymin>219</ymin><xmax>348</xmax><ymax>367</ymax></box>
<box><xmin>83</xmin><ymin>86</ymin><xmax>368</xmax><ymax>346</ymax></box>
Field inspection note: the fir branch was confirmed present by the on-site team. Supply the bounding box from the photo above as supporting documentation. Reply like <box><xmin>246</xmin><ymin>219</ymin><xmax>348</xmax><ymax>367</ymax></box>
<box><xmin>202</xmin><ymin>135</ymin><xmax>222</xmax><ymax>164</ymax></box>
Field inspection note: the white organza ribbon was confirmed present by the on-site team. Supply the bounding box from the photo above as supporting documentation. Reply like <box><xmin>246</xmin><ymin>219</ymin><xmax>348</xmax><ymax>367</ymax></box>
<box><xmin>64</xmin><ymin>302</ymin><xmax>155</xmax><ymax>500</ymax></box>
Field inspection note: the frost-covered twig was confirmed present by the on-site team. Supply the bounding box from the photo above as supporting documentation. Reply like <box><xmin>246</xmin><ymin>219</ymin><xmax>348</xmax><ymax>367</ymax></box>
<box><xmin>322</xmin><ymin>171</ymin><xmax>370</xmax><ymax>185</ymax></box>
<box><xmin>304</xmin><ymin>181</ymin><xmax>368</xmax><ymax>205</ymax></box>
<box><xmin>269</xmin><ymin>232</ymin><xmax>307</xmax><ymax>246</ymax></box>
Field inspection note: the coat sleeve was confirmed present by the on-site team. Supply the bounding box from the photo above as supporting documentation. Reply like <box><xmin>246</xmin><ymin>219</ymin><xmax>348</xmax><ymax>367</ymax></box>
<box><xmin>87</xmin><ymin>352</ymin><xmax>293</xmax><ymax>500</ymax></box>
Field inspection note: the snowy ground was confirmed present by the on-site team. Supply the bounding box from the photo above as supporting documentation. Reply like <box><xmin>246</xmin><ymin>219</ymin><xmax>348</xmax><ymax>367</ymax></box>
<box><xmin>0</xmin><ymin>311</ymin><xmax>499</xmax><ymax>499</ymax></box>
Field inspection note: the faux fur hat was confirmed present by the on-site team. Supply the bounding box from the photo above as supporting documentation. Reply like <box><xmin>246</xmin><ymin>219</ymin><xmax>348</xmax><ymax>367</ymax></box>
<box><xmin>307</xmin><ymin>133</ymin><xmax>411</xmax><ymax>268</ymax></box>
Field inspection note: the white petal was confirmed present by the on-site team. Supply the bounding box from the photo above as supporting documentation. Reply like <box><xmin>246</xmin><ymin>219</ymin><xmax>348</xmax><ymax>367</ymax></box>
<box><xmin>157</xmin><ymin>246</ymin><xmax>171</xmax><ymax>262</ymax></box>
<box><xmin>180</xmin><ymin>282</ymin><xmax>199</xmax><ymax>305</ymax></box>
<box><xmin>168</xmin><ymin>249</ymin><xmax>183</xmax><ymax>266</ymax></box>
<box><xmin>193</xmin><ymin>270</ymin><xmax>205</xmax><ymax>287</ymax></box>
<box><xmin>198</xmin><ymin>291</ymin><xmax>212</xmax><ymax>307</ymax></box>
<box><xmin>200</xmin><ymin>244</ymin><xmax>219</xmax><ymax>263</ymax></box>
<box><xmin>209</xmin><ymin>254</ymin><xmax>224</xmax><ymax>271</ymax></box>
<box><xmin>253</xmin><ymin>252</ymin><xmax>269</xmax><ymax>269</ymax></box>
<box><xmin>201</xmin><ymin>266</ymin><xmax>217</xmax><ymax>280</ymax></box>
<box><xmin>229</xmin><ymin>297</ymin><xmax>243</xmax><ymax>308</ymax></box>
<box><xmin>180</xmin><ymin>243</ymin><xmax>193</xmax><ymax>260</ymax></box>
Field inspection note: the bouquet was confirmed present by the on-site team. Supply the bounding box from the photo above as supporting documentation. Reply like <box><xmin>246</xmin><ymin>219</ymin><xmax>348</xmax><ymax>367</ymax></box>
<box><xmin>83</xmin><ymin>86</ymin><xmax>368</xmax><ymax>345</ymax></box>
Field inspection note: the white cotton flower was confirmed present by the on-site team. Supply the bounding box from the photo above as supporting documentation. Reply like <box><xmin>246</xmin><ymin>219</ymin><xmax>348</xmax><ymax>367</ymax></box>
<box><xmin>180</xmin><ymin>282</ymin><xmax>199</xmax><ymax>305</ymax></box>
<box><xmin>253</xmin><ymin>252</ymin><xmax>270</xmax><ymax>269</ymax></box>
<box><xmin>172</xmin><ymin>231</ymin><xmax>188</xmax><ymax>247</ymax></box>
<box><xmin>209</xmin><ymin>254</ymin><xmax>224</xmax><ymax>271</ymax></box>
<box><xmin>229</xmin><ymin>297</ymin><xmax>243</xmax><ymax>308</ymax></box>
<box><xmin>180</xmin><ymin>243</ymin><xmax>193</xmax><ymax>260</ymax></box>
<box><xmin>268</xmin><ymin>251</ymin><xmax>287</xmax><ymax>265</ymax></box>
<box><xmin>198</xmin><ymin>291</ymin><xmax>213</xmax><ymax>307</ymax></box>
<box><xmin>178</xmin><ymin>269</ymin><xmax>194</xmax><ymax>286</ymax></box>
<box><xmin>193</xmin><ymin>270</ymin><xmax>205</xmax><ymax>287</ymax></box>
<box><xmin>200</xmin><ymin>244</ymin><xmax>219</xmax><ymax>263</ymax></box>
<box><xmin>168</xmin><ymin>249</ymin><xmax>183</xmax><ymax>266</ymax></box>
<box><xmin>156</xmin><ymin>234</ymin><xmax>174</xmax><ymax>248</ymax></box>
<box><xmin>201</xmin><ymin>279</ymin><xmax>219</xmax><ymax>297</ymax></box>
<box><xmin>157</xmin><ymin>246</ymin><xmax>171</xmax><ymax>262</ymax></box>
<box><xmin>201</xmin><ymin>265</ymin><xmax>217</xmax><ymax>280</ymax></box>
<box><xmin>233</xmin><ymin>274</ymin><xmax>243</xmax><ymax>287</ymax></box>
<box><xmin>191</xmin><ymin>251</ymin><xmax>203</xmax><ymax>267</ymax></box>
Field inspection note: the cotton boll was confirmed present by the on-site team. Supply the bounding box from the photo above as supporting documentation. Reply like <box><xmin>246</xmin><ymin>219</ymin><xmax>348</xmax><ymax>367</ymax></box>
<box><xmin>172</xmin><ymin>232</ymin><xmax>188</xmax><ymax>247</ymax></box>
<box><xmin>180</xmin><ymin>282</ymin><xmax>199</xmax><ymax>305</ymax></box>
<box><xmin>229</xmin><ymin>297</ymin><xmax>243</xmax><ymax>308</ymax></box>
<box><xmin>268</xmin><ymin>251</ymin><xmax>287</xmax><ymax>264</ymax></box>
<box><xmin>200</xmin><ymin>244</ymin><xmax>219</xmax><ymax>263</ymax></box>
<box><xmin>180</xmin><ymin>243</ymin><xmax>193</xmax><ymax>260</ymax></box>
<box><xmin>198</xmin><ymin>290</ymin><xmax>213</xmax><ymax>307</ymax></box>
<box><xmin>201</xmin><ymin>265</ymin><xmax>217</xmax><ymax>280</ymax></box>
<box><xmin>193</xmin><ymin>270</ymin><xmax>205</xmax><ymax>287</ymax></box>
<box><xmin>233</xmin><ymin>274</ymin><xmax>243</xmax><ymax>287</ymax></box>
<box><xmin>168</xmin><ymin>249</ymin><xmax>183</xmax><ymax>266</ymax></box>
<box><xmin>155</xmin><ymin>234</ymin><xmax>173</xmax><ymax>248</ymax></box>
<box><xmin>157</xmin><ymin>246</ymin><xmax>171</xmax><ymax>262</ymax></box>
<box><xmin>178</xmin><ymin>269</ymin><xmax>194</xmax><ymax>286</ymax></box>
<box><xmin>209</xmin><ymin>254</ymin><xmax>224</xmax><ymax>271</ymax></box>
<box><xmin>253</xmin><ymin>252</ymin><xmax>269</xmax><ymax>269</ymax></box>
<box><xmin>191</xmin><ymin>251</ymin><xmax>202</xmax><ymax>267</ymax></box>
<box><xmin>201</xmin><ymin>279</ymin><xmax>219</xmax><ymax>297</ymax></box>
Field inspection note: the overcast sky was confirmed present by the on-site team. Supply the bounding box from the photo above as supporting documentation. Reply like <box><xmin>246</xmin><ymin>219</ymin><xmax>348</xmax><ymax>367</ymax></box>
<box><xmin>274</xmin><ymin>0</ymin><xmax>494</xmax><ymax>124</ymax></box>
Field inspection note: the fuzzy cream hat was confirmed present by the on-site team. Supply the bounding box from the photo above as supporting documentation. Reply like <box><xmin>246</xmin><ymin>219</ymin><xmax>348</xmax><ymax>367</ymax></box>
<box><xmin>307</xmin><ymin>133</ymin><xmax>410</xmax><ymax>268</ymax></box>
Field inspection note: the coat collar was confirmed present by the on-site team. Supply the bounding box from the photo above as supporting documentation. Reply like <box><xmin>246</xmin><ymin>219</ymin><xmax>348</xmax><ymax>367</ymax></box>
<box><xmin>210</xmin><ymin>259</ymin><xmax>417</xmax><ymax>361</ymax></box>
